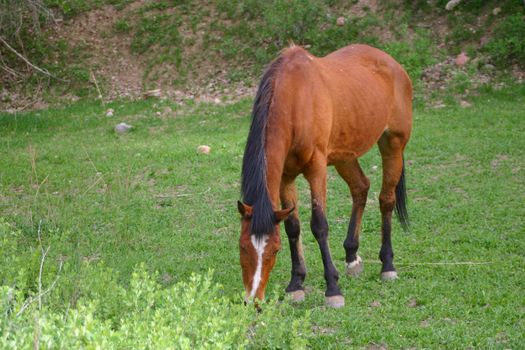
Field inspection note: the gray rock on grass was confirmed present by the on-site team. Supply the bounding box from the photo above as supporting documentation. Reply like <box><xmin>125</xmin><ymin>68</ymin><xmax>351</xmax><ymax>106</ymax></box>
<box><xmin>115</xmin><ymin>122</ymin><xmax>133</xmax><ymax>133</ymax></box>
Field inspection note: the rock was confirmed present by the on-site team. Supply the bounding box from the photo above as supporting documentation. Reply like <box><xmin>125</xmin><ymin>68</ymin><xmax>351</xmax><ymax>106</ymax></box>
<box><xmin>371</xmin><ymin>165</ymin><xmax>378</xmax><ymax>172</ymax></box>
<box><xmin>197</xmin><ymin>145</ymin><xmax>211</xmax><ymax>154</ymax></box>
<box><xmin>106</xmin><ymin>108</ymin><xmax>114</xmax><ymax>117</ymax></box>
<box><xmin>115</xmin><ymin>122</ymin><xmax>132</xmax><ymax>133</ymax></box>
<box><xmin>336</xmin><ymin>17</ymin><xmax>345</xmax><ymax>26</ymax></box>
<box><xmin>407</xmin><ymin>299</ymin><xmax>418</xmax><ymax>308</ymax></box>
<box><xmin>492</xmin><ymin>7</ymin><xmax>501</xmax><ymax>15</ymax></box>
<box><xmin>144</xmin><ymin>89</ymin><xmax>162</xmax><ymax>98</ymax></box>
<box><xmin>460</xmin><ymin>100</ymin><xmax>472</xmax><ymax>108</ymax></box>
<box><xmin>214</xmin><ymin>97</ymin><xmax>221</xmax><ymax>104</ymax></box>
<box><xmin>445</xmin><ymin>0</ymin><xmax>462</xmax><ymax>10</ymax></box>
<box><xmin>484</xmin><ymin>64</ymin><xmax>495</xmax><ymax>71</ymax></box>
<box><xmin>370</xmin><ymin>300</ymin><xmax>381</xmax><ymax>308</ymax></box>
<box><xmin>455</xmin><ymin>52</ymin><xmax>469</xmax><ymax>66</ymax></box>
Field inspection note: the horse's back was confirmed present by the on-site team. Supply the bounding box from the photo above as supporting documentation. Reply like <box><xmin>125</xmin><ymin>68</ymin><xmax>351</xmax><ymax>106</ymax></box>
<box><xmin>319</xmin><ymin>45</ymin><xmax>412</xmax><ymax>161</ymax></box>
<box><xmin>321</xmin><ymin>44</ymin><xmax>412</xmax><ymax>125</ymax></box>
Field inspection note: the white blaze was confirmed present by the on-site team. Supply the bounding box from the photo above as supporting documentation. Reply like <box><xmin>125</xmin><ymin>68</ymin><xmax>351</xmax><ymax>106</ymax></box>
<box><xmin>250</xmin><ymin>235</ymin><xmax>268</xmax><ymax>298</ymax></box>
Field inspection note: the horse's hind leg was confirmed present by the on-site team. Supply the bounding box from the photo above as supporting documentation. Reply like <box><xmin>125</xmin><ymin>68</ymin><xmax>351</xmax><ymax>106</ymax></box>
<box><xmin>304</xmin><ymin>154</ymin><xmax>344</xmax><ymax>308</ymax></box>
<box><xmin>377</xmin><ymin>132</ymin><xmax>407</xmax><ymax>280</ymax></box>
<box><xmin>280</xmin><ymin>176</ymin><xmax>307</xmax><ymax>302</ymax></box>
<box><xmin>335</xmin><ymin>160</ymin><xmax>370</xmax><ymax>277</ymax></box>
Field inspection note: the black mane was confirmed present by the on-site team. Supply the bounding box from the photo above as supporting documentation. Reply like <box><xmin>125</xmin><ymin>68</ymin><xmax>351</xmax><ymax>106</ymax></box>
<box><xmin>241</xmin><ymin>56</ymin><xmax>283</xmax><ymax>238</ymax></box>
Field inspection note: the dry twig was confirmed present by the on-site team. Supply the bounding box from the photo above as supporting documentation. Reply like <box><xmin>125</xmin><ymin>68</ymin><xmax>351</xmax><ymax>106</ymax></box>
<box><xmin>16</xmin><ymin>221</ymin><xmax>64</xmax><ymax>317</ymax></box>
<box><xmin>90</xmin><ymin>69</ymin><xmax>105</xmax><ymax>106</ymax></box>
<box><xmin>0</xmin><ymin>36</ymin><xmax>66</xmax><ymax>82</ymax></box>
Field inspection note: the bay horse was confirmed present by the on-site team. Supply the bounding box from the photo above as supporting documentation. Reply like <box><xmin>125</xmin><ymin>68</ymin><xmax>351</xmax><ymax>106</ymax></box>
<box><xmin>238</xmin><ymin>44</ymin><xmax>412</xmax><ymax>308</ymax></box>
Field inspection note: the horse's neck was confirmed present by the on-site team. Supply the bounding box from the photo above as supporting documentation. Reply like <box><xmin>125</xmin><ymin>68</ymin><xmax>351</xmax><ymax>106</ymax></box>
<box><xmin>264</xmin><ymin>137</ymin><xmax>288</xmax><ymax>207</ymax></box>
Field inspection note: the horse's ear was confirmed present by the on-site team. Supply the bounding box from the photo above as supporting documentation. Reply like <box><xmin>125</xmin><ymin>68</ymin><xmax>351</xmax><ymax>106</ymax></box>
<box><xmin>237</xmin><ymin>201</ymin><xmax>253</xmax><ymax>218</ymax></box>
<box><xmin>275</xmin><ymin>207</ymin><xmax>294</xmax><ymax>223</ymax></box>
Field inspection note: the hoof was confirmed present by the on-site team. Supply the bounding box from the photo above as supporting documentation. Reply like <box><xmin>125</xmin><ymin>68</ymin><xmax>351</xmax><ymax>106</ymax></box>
<box><xmin>381</xmin><ymin>271</ymin><xmax>398</xmax><ymax>281</ymax></box>
<box><xmin>346</xmin><ymin>255</ymin><xmax>363</xmax><ymax>277</ymax></box>
<box><xmin>325</xmin><ymin>295</ymin><xmax>345</xmax><ymax>308</ymax></box>
<box><xmin>287</xmin><ymin>290</ymin><xmax>305</xmax><ymax>302</ymax></box>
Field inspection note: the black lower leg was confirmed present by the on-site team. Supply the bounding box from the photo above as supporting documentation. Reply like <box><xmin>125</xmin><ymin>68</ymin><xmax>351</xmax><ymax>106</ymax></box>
<box><xmin>284</xmin><ymin>216</ymin><xmax>306</xmax><ymax>292</ymax></box>
<box><xmin>311</xmin><ymin>204</ymin><xmax>341</xmax><ymax>297</ymax></box>
<box><xmin>343</xmin><ymin>208</ymin><xmax>359</xmax><ymax>263</ymax></box>
<box><xmin>379</xmin><ymin>212</ymin><xmax>395</xmax><ymax>273</ymax></box>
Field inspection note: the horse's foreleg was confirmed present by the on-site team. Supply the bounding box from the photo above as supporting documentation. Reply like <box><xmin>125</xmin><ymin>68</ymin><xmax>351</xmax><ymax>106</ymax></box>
<box><xmin>280</xmin><ymin>177</ymin><xmax>307</xmax><ymax>302</ymax></box>
<box><xmin>335</xmin><ymin>160</ymin><xmax>370</xmax><ymax>277</ymax></box>
<box><xmin>305</xmin><ymin>157</ymin><xmax>344</xmax><ymax>308</ymax></box>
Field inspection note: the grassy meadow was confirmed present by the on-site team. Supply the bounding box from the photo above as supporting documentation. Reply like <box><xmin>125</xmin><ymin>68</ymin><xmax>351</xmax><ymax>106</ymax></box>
<box><xmin>0</xmin><ymin>84</ymin><xmax>524</xmax><ymax>348</ymax></box>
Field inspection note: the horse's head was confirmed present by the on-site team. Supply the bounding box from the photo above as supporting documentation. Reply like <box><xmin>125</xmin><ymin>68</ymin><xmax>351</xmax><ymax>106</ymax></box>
<box><xmin>237</xmin><ymin>201</ymin><xmax>293</xmax><ymax>303</ymax></box>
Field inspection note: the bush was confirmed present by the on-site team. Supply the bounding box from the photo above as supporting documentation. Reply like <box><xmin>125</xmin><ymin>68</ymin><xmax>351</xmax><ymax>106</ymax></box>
<box><xmin>485</xmin><ymin>14</ymin><xmax>525</xmax><ymax>68</ymax></box>
<box><xmin>382</xmin><ymin>29</ymin><xmax>435</xmax><ymax>81</ymax></box>
<box><xmin>0</xmin><ymin>221</ymin><xmax>311</xmax><ymax>349</ymax></box>
<box><xmin>262</xmin><ymin>0</ymin><xmax>324</xmax><ymax>48</ymax></box>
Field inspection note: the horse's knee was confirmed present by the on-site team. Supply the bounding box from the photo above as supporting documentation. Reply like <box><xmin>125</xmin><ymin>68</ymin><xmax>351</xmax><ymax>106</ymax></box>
<box><xmin>284</xmin><ymin>216</ymin><xmax>301</xmax><ymax>240</ymax></box>
<box><xmin>352</xmin><ymin>177</ymin><xmax>370</xmax><ymax>206</ymax></box>
<box><xmin>379</xmin><ymin>192</ymin><xmax>395</xmax><ymax>214</ymax></box>
<box><xmin>310</xmin><ymin>205</ymin><xmax>329</xmax><ymax>240</ymax></box>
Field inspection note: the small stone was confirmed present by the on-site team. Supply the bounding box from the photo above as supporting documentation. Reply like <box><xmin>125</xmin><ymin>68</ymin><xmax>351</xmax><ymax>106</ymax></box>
<box><xmin>106</xmin><ymin>108</ymin><xmax>114</xmax><ymax>117</ymax></box>
<box><xmin>460</xmin><ymin>100</ymin><xmax>472</xmax><ymax>108</ymax></box>
<box><xmin>455</xmin><ymin>52</ymin><xmax>469</xmax><ymax>66</ymax></box>
<box><xmin>484</xmin><ymin>64</ymin><xmax>495</xmax><ymax>71</ymax></box>
<box><xmin>115</xmin><ymin>122</ymin><xmax>132</xmax><ymax>133</ymax></box>
<box><xmin>197</xmin><ymin>145</ymin><xmax>211</xmax><ymax>154</ymax></box>
<box><xmin>445</xmin><ymin>0</ymin><xmax>461</xmax><ymax>10</ymax></box>
<box><xmin>407</xmin><ymin>299</ymin><xmax>418</xmax><ymax>308</ymax></box>
<box><xmin>156</xmin><ymin>111</ymin><xmax>161</xmax><ymax>116</ymax></box>
<box><xmin>492</xmin><ymin>7</ymin><xmax>501</xmax><ymax>15</ymax></box>
<box><xmin>371</xmin><ymin>165</ymin><xmax>378</xmax><ymax>172</ymax></box>
<box><xmin>336</xmin><ymin>17</ymin><xmax>345</xmax><ymax>26</ymax></box>
<box><xmin>214</xmin><ymin>97</ymin><xmax>221</xmax><ymax>104</ymax></box>
<box><xmin>144</xmin><ymin>89</ymin><xmax>161</xmax><ymax>98</ymax></box>
<box><xmin>370</xmin><ymin>300</ymin><xmax>381</xmax><ymax>308</ymax></box>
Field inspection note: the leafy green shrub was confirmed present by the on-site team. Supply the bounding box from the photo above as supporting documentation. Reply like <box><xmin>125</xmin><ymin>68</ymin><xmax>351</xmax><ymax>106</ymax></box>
<box><xmin>262</xmin><ymin>0</ymin><xmax>324</xmax><ymax>48</ymax></box>
<box><xmin>485</xmin><ymin>14</ymin><xmax>525</xmax><ymax>67</ymax></box>
<box><xmin>0</xmin><ymin>220</ymin><xmax>40</xmax><ymax>295</ymax></box>
<box><xmin>0</xmin><ymin>219</ymin><xmax>311</xmax><ymax>349</ymax></box>
<box><xmin>131</xmin><ymin>14</ymin><xmax>182</xmax><ymax>55</ymax></box>
<box><xmin>382</xmin><ymin>29</ymin><xmax>435</xmax><ymax>81</ymax></box>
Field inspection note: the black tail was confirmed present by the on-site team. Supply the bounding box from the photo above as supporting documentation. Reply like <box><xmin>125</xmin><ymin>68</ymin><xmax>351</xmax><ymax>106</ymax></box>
<box><xmin>395</xmin><ymin>159</ymin><xmax>410</xmax><ymax>233</ymax></box>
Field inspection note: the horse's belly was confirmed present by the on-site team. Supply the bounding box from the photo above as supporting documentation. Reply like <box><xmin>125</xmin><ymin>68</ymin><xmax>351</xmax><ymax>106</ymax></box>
<box><xmin>326</xmin><ymin>106</ymin><xmax>389</xmax><ymax>165</ymax></box>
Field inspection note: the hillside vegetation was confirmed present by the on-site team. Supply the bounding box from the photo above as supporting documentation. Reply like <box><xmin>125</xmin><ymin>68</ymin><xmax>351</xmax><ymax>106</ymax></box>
<box><xmin>1</xmin><ymin>0</ymin><xmax>524</xmax><ymax>109</ymax></box>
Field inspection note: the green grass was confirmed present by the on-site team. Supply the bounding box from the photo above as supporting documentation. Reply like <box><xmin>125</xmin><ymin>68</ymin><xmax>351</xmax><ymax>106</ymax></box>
<box><xmin>1</xmin><ymin>84</ymin><xmax>524</xmax><ymax>348</ymax></box>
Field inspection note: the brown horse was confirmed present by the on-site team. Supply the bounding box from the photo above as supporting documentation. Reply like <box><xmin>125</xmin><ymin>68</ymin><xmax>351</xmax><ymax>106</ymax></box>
<box><xmin>238</xmin><ymin>44</ymin><xmax>412</xmax><ymax>308</ymax></box>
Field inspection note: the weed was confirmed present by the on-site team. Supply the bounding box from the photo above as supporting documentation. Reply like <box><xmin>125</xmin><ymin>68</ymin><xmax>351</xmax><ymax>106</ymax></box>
<box><xmin>114</xmin><ymin>19</ymin><xmax>131</xmax><ymax>33</ymax></box>
<box><xmin>485</xmin><ymin>13</ymin><xmax>525</xmax><ymax>67</ymax></box>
